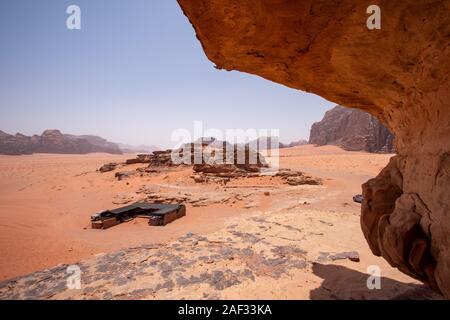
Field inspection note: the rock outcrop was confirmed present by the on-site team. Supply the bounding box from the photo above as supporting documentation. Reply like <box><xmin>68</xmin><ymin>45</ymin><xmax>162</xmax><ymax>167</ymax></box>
<box><xmin>125</xmin><ymin>152</ymin><xmax>173</xmax><ymax>166</ymax></box>
<box><xmin>99</xmin><ymin>163</ymin><xmax>119</xmax><ymax>173</ymax></box>
<box><xmin>0</xmin><ymin>130</ymin><xmax>122</xmax><ymax>155</ymax></box>
<box><xmin>177</xmin><ymin>0</ymin><xmax>450</xmax><ymax>297</ymax></box>
<box><xmin>275</xmin><ymin>169</ymin><xmax>323</xmax><ymax>186</ymax></box>
<box><xmin>310</xmin><ymin>106</ymin><xmax>395</xmax><ymax>153</ymax></box>
<box><xmin>189</xmin><ymin>143</ymin><xmax>269</xmax><ymax>184</ymax></box>
<box><xmin>193</xmin><ymin>145</ymin><xmax>268</xmax><ymax>173</ymax></box>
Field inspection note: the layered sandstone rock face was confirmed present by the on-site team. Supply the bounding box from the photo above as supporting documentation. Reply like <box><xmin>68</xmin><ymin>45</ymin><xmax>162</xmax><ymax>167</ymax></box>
<box><xmin>310</xmin><ymin>105</ymin><xmax>395</xmax><ymax>153</ymax></box>
<box><xmin>177</xmin><ymin>0</ymin><xmax>450</xmax><ymax>296</ymax></box>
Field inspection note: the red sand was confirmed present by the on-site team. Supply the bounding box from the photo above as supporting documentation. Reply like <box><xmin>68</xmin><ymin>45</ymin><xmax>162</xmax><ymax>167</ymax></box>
<box><xmin>0</xmin><ymin>146</ymin><xmax>392</xmax><ymax>281</ymax></box>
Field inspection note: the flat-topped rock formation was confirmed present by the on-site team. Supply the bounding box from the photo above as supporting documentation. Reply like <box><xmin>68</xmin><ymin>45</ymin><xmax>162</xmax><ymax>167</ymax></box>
<box><xmin>0</xmin><ymin>130</ymin><xmax>122</xmax><ymax>155</ymax></box>
<box><xmin>177</xmin><ymin>0</ymin><xmax>450</xmax><ymax>297</ymax></box>
<box><xmin>310</xmin><ymin>106</ymin><xmax>395</xmax><ymax>153</ymax></box>
<box><xmin>125</xmin><ymin>151</ymin><xmax>174</xmax><ymax>166</ymax></box>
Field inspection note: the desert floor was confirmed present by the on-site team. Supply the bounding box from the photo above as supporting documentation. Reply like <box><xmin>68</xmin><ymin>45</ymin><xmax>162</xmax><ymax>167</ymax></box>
<box><xmin>0</xmin><ymin>145</ymin><xmax>442</xmax><ymax>299</ymax></box>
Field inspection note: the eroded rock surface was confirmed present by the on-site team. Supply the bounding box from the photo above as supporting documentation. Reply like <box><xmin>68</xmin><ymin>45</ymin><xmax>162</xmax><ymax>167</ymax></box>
<box><xmin>177</xmin><ymin>0</ymin><xmax>450</xmax><ymax>296</ymax></box>
<box><xmin>309</xmin><ymin>105</ymin><xmax>395</xmax><ymax>153</ymax></box>
<box><xmin>0</xmin><ymin>206</ymin><xmax>441</xmax><ymax>300</ymax></box>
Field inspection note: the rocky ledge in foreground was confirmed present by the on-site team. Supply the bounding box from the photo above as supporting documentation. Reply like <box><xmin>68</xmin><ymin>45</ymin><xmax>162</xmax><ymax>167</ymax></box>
<box><xmin>0</xmin><ymin>206</ymin><xmax>442</xmax><ymax>300</ymax></box>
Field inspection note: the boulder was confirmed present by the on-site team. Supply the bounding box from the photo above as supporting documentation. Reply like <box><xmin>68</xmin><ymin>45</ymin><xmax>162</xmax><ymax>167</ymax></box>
<box><xmin>286</xmin><ymin>176</ymin><xmax>322</xmax><ymax>186</ymax></box>
<box><xmin>190</xmin><ymin>143</ymin><xmax>269</xmax><ymax>182</ymax></box>
<box><xmin>275</xmin><ymin>169</ymin><xmax>323</xmax><ymax>186</ymax></box>
<box><xmin>126</xmin><ymin>154</ymin><xmax>153</xmax><ymax>164</ymax></box>
<box><xmin>99</xmin><ymin>163</ymin><xmax>118</xmax><ymax>173</ymax></box>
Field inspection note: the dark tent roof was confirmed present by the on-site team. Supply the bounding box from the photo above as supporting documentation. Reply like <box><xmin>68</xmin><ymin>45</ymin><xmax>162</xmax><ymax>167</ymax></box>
<box><xmin>106</xmin><ymin>202</ymin><xmax>181</xmax><ymax>216</ymax></box>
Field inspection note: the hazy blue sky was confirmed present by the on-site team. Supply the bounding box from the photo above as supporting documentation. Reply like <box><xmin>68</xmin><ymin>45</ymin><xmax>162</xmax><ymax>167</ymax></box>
<box><xmin>0</xmin><ymin>0</ymin><xmax>335</xmax><ymax>148</ymax></box>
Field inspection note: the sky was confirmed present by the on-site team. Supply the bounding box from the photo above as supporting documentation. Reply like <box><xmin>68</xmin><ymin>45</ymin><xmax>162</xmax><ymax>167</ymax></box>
<box><xmin>0</xmin><ymin>0</ymin><xmax>335</xmax><ymax>149</ymax></box>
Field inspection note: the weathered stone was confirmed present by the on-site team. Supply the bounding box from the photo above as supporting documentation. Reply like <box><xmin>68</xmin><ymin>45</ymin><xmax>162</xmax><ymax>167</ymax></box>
<box><xmin>115</xmin><ymin>171</ymin><xmax>135</xmax><ymax>181</ymax></box>
<box><xmin>126</xmin><ymin>154</ymin><xmax>153</xmax><ymax>164</ymax></box>
<box><xmin>275</xmin><ymin>169</ymin><xmax>322</xmax><ymax>186</ymax></box>
<box><xmin>177</xmin><ymin>0</ymin><xmax>450</xmax><ymax>297</ymax></box>
<box><xmin>329</xmin><ymin>251</ymin><xmax>360</xmax><ymax>262</ymax></box>
<box><xmin>192</xmin><ymin>145</ymin><xmax>268</xmax><ymax>181</ymax></box>
<box><xmin>99</xmin><ymin>163</ymin><xmax>118</xmax><ymax>173</ymax></box>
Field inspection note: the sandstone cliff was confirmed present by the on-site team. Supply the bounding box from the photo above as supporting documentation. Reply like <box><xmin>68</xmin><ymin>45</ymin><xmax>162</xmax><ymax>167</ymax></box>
<box><xmin>177</xmin><ymin>0</ymin><xmax>450</xmax><ymax>297</ymax></box>
<box><xmin>0</xmin><ymin>130</ymin><xmax>123</xmax><ymax>155</ymax></box>
<box><xmin>309</xmin><ymin>105</ymin><xmax>395</xmax><ymax>153</ymax></box>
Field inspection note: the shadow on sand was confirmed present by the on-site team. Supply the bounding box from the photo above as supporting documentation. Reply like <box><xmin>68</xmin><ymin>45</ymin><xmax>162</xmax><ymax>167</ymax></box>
<box><xmin>310</xmin><ymin>263</ymin><xmax>443</xmax><ymax>300</ymax></box>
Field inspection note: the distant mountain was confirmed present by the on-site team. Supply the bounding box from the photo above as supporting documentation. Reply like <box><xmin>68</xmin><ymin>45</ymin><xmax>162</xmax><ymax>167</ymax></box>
<box><xmin>0</xmin><ymin>130</ymin><xmax>123</xmax><ymax>155</ymax></box>
<box><xmin>65</xmin><ymin>134</ymin><xmax>122</xmax><ymax>153</ymax></box>
<box><xmin>116</xmin><ymin>143</ymin><xmax>160</xmax><ymax>154</ymax></box>
<box><xmin>309</xmin><ymin>105</ymin><xmax>396</xmax><ymax>153</ymax></box>
<box><xmin>244</xmin><ymin>137</ymin><xmax>308</xmax><ymax>150</ymax></box>
<box><xmin>280</xmin><ymin>139</ymin><xmax>308</xmax><ymax>149</ymax></box>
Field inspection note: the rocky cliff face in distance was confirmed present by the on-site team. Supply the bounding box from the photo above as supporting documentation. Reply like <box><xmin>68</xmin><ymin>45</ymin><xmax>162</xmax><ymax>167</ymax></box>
<box><xmin>0</xmin><ymin>130</ymin><xmax>123</xmax><ymax>155</ymax></box>
<box><xmin>309</xmin><ymin>105</ymin><xmax>395</xmax><ymax>153</ymax></box>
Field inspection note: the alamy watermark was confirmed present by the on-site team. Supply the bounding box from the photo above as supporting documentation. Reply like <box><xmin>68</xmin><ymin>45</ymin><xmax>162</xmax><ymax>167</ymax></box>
<box><xmin>66</xmin><ymin>265</ymin><xmax>81</xmax><ymax>290</ymax></box>
<box><xmin>367</xmin><ymin>5</ymin><xmax>381</xmax><ymax>30</ymax></box>
<box><xmin>366</xmin><ymin>265</ymin><xmax>382</xmax><ymax>290</ymax></box>
<box><xmin>66</xmin><ymin>4</ymin><xmax>380</xmax><ymax>31</ymax></box>
<box><xmin>66</xmin><ymin>5</ymin><xmax>81</xmax><ymax>30</ymax></box>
